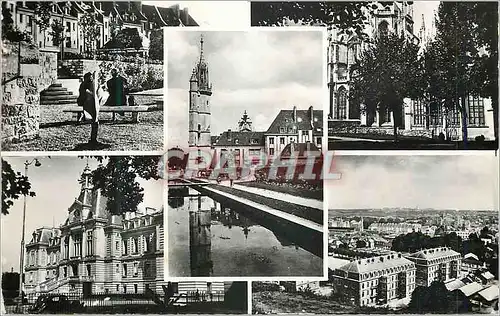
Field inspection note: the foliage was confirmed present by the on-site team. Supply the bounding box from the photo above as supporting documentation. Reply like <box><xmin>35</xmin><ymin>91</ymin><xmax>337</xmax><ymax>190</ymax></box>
<box><xmin>426</xmin><ymin>2</ymin><xmax>499</xmax><ymax>144</ymax></box>
<box><xmin>103</xmin><ymin>28</ymin><xmax>143</xmax><ymax>50</ymax></box>
<box><xmin>350</xmin><ymin>33</ymin><xmax>425</xmax><ymax>141</ymax></box>
<box><xmin>79</xmin><ymin>12</ymin><xmax>100</xmax><ymax>57</ymax></box>
<box><xmin>49</xmin><ymin>19</ymin><xmax>65</xmax><ymax>47</ymax></box>
<box><xmin>148</xmin><ymin>29</ymin><xmax>164</xmax><ymax>61</ymax></box>
<box><xmin>33</xmin><ymin>2</ymin><xmax>52</xmax><ymax>47</ymax></box>
<box><xmin>97</xmin><ymin>59</ymin><xmax>163</xmax><ymax>92</ymax></box>
<box><xmin>391</xmin><ymin>231</ymin><xmax>463</xmax><ymax>253</ymax></box>
<box><xmin>89</xmin><ymin>156</ymin><xmax>161</xmax><ymax>216</ymax></box>
<box><xmin>250</xmin><ymin>2</ymin><xmax>382</xmax><ymax>38</ymax></box>
<box><xmin>1</xmin><ymin>159</ymin><xmax>36</xmax><ymax>215</ymax></box>
<box><xmin>252</xmin><ymin>282</ymin><xmax>280</xmax><ymax>292</ymax></box>
<box><xmin>2</xmin><ymin>7</ymin><xmax>30</xmax><ymax>43</ymax></box>
<box><xmin>408</xmin><ymin>282</ymin><xmax>455</xmax><ymax>313</ymax></box>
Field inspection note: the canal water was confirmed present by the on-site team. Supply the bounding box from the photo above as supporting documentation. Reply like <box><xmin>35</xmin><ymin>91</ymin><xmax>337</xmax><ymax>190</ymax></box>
<box><xmin>168</xmin><ymin>188</ymin><xmax>323</xmax><ymax>277</ymax></box>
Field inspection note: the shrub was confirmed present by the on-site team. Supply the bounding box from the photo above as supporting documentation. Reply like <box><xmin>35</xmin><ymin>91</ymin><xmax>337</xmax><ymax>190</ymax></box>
<box><xmin>252</xmin><ymin>282</ymin><xmax>280</xmax><ymax>292</ymax></box>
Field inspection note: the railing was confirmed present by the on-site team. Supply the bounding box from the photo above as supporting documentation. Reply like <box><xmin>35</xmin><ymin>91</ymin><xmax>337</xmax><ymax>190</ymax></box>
<box><xmin>4</xmin><ymin>291</ymin><xmax>227</xmax><ymax>314</ymax></box>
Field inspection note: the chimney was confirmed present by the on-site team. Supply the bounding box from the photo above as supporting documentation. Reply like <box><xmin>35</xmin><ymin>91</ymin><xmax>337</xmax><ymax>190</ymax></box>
<box><xmin>227</xmin><ymin>129</ymin><xmax>232</xmax><ymax>141</ymax></box>
<box><xmin>308</xmin><ymin>106</ymin><xmax>314</xmax><ymax>126</ymax></box>
<box><xmin>182</xmin><ymin>7</ymin><xmax>189</xmax><ymax>25</ymax></box>
<box><xmin>292</xmin><ymin>105</ymin><xmax>297</xmax><ymax>122</ymax></box>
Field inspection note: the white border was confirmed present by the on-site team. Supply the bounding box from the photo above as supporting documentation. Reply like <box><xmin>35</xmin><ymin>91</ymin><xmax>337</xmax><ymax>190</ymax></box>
<box><xmin>163</xmin><ymin>26</ymin><xmax>329</xmax><ymax>282</ymax></box>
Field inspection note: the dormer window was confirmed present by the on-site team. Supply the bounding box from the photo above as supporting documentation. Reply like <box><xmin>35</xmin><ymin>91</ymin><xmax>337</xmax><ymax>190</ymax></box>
<box><xmin>235</xmin><ymin>139</ymin><xmax>239</xmax><ymax>145</ymax></box>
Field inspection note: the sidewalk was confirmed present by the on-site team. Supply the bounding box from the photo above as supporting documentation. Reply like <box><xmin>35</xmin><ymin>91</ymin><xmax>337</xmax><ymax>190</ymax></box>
<box><xmin>194</xmin><ymin>178</ymin><xmax>323</xmax><ymax>210</ymax></box>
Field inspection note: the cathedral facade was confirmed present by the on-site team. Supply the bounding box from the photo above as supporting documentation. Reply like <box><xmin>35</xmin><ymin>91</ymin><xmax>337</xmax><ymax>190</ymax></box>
<box><xmin>327</xmin><ymin>1</ymin><xmax>495</xmax><ymax>141</ymax></box>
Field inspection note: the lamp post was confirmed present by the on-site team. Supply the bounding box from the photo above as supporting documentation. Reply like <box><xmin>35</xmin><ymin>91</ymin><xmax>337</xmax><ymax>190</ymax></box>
<box><xmin>18</xmin><ymin>158</ymin><xmax>41</xmax><ymax>308</ymax></box>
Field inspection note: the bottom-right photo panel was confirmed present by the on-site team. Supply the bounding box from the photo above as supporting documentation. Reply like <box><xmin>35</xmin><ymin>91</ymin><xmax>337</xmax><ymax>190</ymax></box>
<box><xmin>252</xmin><ymin>154</ymin><xmax>499</xmax><ymax>314</ymax></box>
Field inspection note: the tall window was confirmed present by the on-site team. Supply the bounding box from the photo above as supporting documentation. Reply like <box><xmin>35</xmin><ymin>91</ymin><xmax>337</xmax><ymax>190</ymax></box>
<box><xmin>466</xmin><ymin>95</ymin><xmax>485</xmax><ymax>126</ymax></box>
<box><xmin>336</xmin><ymin>87</ymin><xmax>347</xmax><ymax>120</ymax></box>
<box><xmin>413</xmin><ymin>100</ymin><xmax>425</xmax><ymax>126</ymax></box>
<box><xmin>64</xmin><ymin>236</ymin><xmax>69</xmax><ymax>259</ymax></box>
<box><xmin>132</xmin><ymin>237</ymin><xmax>138</xmax><ymax>254</ymax></box>
<box><xmin>73</xmin><ymin>234</ymin><xmax>82</xmax><ymax>257</ymax></box>
<box><xmin>133</xmin><ymin>262</ymin><xmax>138</xmax><ymax>276</ymax></box>
<box><xmin>86</xmin><ymin>230</ymin><xmax>93</xmax><ymax>256</ymax></box>
<box><xmin>429</xmin><ymin>102</ymin><xmax>442</xmax><ymax>126</ymax></box>
<box><xmin>378</xmin><ymin>21</ymin><xmax>389</xmax><ymax>38</ymax></box>
<box><xmin>123</xmin><ymin>240</ymin><xmax>128</xmax><ymax>255</ymax></box>
<box><xmin>123</xmin><ymin>264</ymin><xmax>128</xmax><ymax>277</ymax></box>
<box><xmin>86</xmin><ymin>264</ymin><xmax>91</xmax><ymax>277</ymax></box>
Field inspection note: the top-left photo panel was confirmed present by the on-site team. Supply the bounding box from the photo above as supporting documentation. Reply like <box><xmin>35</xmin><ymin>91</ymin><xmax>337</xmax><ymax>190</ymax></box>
<box><xmin>2</xmin><ymin>1</ymin><xmax>250</xmax><ymax>152</ymax></box>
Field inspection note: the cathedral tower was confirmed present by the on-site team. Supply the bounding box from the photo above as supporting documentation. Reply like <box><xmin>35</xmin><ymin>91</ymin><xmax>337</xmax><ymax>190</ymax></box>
<box><xmin>188</xmin><ymin>35</ymin><xmax>212</xmax><ymax>148</ymax></box>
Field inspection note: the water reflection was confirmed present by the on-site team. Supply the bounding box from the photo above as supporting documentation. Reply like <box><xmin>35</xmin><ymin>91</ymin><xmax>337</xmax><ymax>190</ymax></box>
<box><xmin>168</xmin><ymin>188</ymin><xmax>323</xmax><ymax>277</ymax></box>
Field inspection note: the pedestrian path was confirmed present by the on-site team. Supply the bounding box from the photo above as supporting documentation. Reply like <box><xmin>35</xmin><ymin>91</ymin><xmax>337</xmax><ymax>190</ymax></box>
<box><xmin>203</xmin><ymin>185</ymin><xmax>323</xmax><ymax>233</ymax></box>
<box><xmin>194</xmin><ymin>178</ymin><xmax>323</xmax><ymax>210</ymax></box>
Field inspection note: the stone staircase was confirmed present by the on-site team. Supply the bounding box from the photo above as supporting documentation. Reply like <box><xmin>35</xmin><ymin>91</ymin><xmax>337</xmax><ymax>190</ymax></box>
<box><xmin>40</xmin><ymin>83</ymin><xmax>77</xmax><ymax>105</ymax></box>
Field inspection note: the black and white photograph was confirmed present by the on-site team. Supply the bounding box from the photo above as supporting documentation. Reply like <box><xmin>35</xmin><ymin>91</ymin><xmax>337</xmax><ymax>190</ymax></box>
<box><xmin>166</xmin><ymin>29</ymin><xmax>326</xmax><ymax>277</ymax></box>
<box><xmin>0</xmin><ymin>155</ymin><xmax>249</xmax><ymax>314</ymax></box>
<box><xmin>1</xmin><ymin>1</ymin><xmax>250</xmax><ymax>151</ymax></box>
<box><xmin>252</xmin><ymin>154</ymin><xmax>499</xmax><ymax>314</ymax></box>
<box><xmin>251</xmin><ymin>1</ymin><xmax>499</xmax><ymax>150</ymax></box>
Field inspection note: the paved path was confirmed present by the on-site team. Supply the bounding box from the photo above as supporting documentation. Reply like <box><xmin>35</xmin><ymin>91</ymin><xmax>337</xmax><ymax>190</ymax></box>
<box><xmin>203</xmin><ymin>185</ymin><xmax>323</xmax><ymax>233</ymax></box>
<box><xmin>193</xmin><ymin>179</ymin><xmax>323</xmax><ymax>210</ymax></box>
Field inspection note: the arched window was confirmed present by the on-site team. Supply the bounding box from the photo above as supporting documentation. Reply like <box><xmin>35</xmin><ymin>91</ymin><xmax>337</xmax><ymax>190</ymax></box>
<box><xmin>378</xmin><ymin>21</ymin><xmax>389</xmax><ymax>38</ymax></box>
<box><xmin>336</xmin><ymin>87</ymin><xmax>347</xmax><ymax>120</ymax></box>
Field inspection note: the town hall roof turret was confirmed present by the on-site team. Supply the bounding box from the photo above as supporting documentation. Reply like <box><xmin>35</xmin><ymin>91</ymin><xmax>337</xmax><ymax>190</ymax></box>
<box><xmin>191</xmin><ymin>35</ymin><xmax>212</xmax><ymax>93</ymax></box>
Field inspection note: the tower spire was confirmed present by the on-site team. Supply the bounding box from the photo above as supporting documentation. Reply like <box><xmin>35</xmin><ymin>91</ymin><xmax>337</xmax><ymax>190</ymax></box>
<box><xmin>199</xmin><ymin>34</ymin><xmax>204</xmax><ymax>63</ymax></box>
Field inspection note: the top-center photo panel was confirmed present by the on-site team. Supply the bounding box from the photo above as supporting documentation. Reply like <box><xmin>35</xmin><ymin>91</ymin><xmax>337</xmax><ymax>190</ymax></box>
<box><xmin>165</xmin><ymin>29</ymin><xmax>327</xmax><ymax>278</ymax></box>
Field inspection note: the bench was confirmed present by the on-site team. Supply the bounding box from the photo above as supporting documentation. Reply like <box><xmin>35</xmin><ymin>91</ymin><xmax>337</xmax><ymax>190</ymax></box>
<box><xmin>63</xmin><ymin>105</ymin><xmax>150</xmax><ymax>123</ymax></box>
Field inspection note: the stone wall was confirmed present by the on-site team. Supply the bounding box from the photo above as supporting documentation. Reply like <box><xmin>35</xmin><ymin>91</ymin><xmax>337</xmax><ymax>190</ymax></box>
<box><xmin>2</xmin><ymin>41</ymin><xmax>57</xmax><ymax>144</ymax></box>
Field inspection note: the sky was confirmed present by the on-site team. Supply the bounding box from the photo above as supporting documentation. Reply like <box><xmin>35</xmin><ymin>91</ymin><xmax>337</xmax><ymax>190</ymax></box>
<box><xmin>166</xmin><ymin>30</ymin><xmax>325</xmax><ymax>147</ymax></box>
<box><xmin>143</xmin><ymin>1</ymin><xmax>250</xmax><ymax>28</ymax></box>
<box><xmin>326</xmin><ymin>154</ymin><xmax>499</xmax><ymax>211</ymax></box>
<box><xmin>1</xmin><ymin>156</ymin><xmax>163</xmax><ymax>273</ymax></box>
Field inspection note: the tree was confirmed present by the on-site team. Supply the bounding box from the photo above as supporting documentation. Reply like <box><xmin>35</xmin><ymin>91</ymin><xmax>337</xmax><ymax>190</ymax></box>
<box><xmin>427</xmin><ymin>2</ymin><xmax>497</xmax><ymax>146</ymax></box>
<box><xmin>350</xmin><ymin>34</ymin><xmax>425</xmax><ymax>141</ymax></box>
<box><xmin>250</xmin><ymin>2</ymin><xmax>380</xmax><ymax>37</ymax></box>
<box><xmin>2</xmin><ymin>7</ymin><xmax>30</xmax><ymax>43</ymax></box>
<box><xmin>408</xmin><ymin>282</ymin><xmax>452</xmax><ymax>313</ymax></box>
<box><xmin>79</xmin><ymin>11</ymin><xmax>100</xmax><ymax>58</ymax></box>
<box><xmin>355</xmin><ymin>240</ymin><xmax>366</xmax><ymax>248</ymax></box>
<box><xmin>49</xmin><ymin>19</ymin><xmax>65</xmax><ymax>47</ymax></box>
<box><xmin>33</xmin><ymin>2</ymin><xmax>52</xmax><ymax>48</ymax></box>
<box><xmin>148</xmin><ymin>29</ymin><xmax>163</xmax><ymax>61</ymax></box>
<box><xmin>90</xmin><ymin>156</ymin><xmax>162</xmax><ymax>216</ymax></box>
<box><xmin>1</xmin><ymin>159</ymin><xmax>36</xmax><ymax>215</ymax></box>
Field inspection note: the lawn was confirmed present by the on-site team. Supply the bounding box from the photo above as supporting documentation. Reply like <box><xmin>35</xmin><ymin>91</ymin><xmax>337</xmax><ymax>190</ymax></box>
<box><xmin>211</xmin><ymin>184</ymin><xmax>323</xmax><ymax>225</ymax></box>
<box><xmin>3</xmin><ymin>101</ymin><xmax>163</xmax><ymax>151</ymax></box>
<box><xmin>237</xmin><ymin>181</ymin><xmax>323</xmax><ymax>201</ymax></box>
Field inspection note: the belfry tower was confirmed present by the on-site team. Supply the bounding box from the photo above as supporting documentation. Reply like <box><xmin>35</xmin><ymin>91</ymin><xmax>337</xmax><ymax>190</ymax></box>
<box><xmin>189</xmin><ymin>35</ymin><xmax>212</xmax><ymax>148</ymax></box>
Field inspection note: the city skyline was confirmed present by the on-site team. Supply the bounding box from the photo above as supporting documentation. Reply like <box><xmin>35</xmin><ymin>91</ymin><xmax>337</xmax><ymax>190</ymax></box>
<box><xmin>327</xmin><ymin>155</ymin><xmax>498</xmax><ymax>211</ymax></box>
<box><xmin>1</xmin><ymin>157</ymin><xmax>163</xmax><ymax>272</ymax></box>
<box><xmin>167</xmin><ymin>29</ymin><xmax>325</xmax><ymax>147</ymax></box>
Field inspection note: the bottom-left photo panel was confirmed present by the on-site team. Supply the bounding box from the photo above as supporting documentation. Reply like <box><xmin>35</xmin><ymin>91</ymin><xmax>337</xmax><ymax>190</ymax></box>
<box><xmin>1</xmin><ymin>155</ymin><xmax>248</xmax><ymax>314</ymax></box>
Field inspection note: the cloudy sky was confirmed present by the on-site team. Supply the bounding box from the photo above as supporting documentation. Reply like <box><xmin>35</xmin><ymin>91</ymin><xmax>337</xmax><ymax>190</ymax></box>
<box><xmin>167</xmin><ymin>30</ymin><xmax>325</xmax><ymax>147</ymax></box>
<box><xmin>327</xmin><ymin>154</ymin><xmax>498</xmax><ymax>210</ymax></box>
<box><xmin>1</xmin><ymin>157</ymin><xmax>163</xmax><ymax>273</ymax></box>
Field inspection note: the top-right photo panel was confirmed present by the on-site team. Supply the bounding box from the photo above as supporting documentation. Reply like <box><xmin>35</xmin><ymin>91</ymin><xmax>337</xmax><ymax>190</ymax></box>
<box><xmin>251</xmin><ymin>2</ymin><xmax>498</xmax><ymax>150</ymax></box>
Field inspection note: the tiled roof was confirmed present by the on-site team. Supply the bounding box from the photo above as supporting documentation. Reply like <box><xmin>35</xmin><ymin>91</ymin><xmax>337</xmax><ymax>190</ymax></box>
<box><xmin>336</xmin><ymin>253</ymin><xmax>415</xmax><ymax>275</ymax></box>
<box><xmin>214</xmin><ymin>131</ymin><xmax>265</xmax><ymax>147</ymax></box>
<box><xmin>266</xmin><ymin>107</ymin><xmax>323</xmax><ymax>135</ymax></box>
<box><xmin>445</xmin><ymin>279</ymin><xmax>466</xmax><ymax>291</ymax></box>
<box><xmin>458</xmin><ymin>282</ymin><xmax>484</xmax><ymax>297</ymax></box>
<box><xmin>141</xmin><ymin>4</ymin><xmax>167</xmax><ymax>27</ymax></box>
<box><xmin>407</xmin><ymin>247</ymin><xmax>460</xmax><ymax>261</ymax></box>
<box><xmin>476</xmin><ymin>285</ymin><xmax>499</xmax><ymax>302</ymax></box>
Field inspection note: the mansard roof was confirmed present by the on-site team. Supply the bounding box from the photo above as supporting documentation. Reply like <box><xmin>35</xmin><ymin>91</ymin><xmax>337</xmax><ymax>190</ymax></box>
<box><xmin>407</xmin><ymin>247</ymin><xmax>461</xmax><ymax>261</ymax></box>
<box><xmin>214</xmin><ymin>130</ymin><xmax>265</xmax><ymax>147</ymax></box>
<box><xmin>266</xmin><ymin>108</ymin><xmax>323</xmax><ymax>135</ymax></box>
<box><xmin>336</xmin><ymin>253</ymin><xmax>415</xmax><ymax>275</ymax></box>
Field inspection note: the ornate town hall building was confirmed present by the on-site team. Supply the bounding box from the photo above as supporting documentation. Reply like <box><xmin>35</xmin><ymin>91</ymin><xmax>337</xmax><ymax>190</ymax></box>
<box><xmin>24</xmin><ymin>164</ymin><xmax>164</xmax><ymax>295</ymax></box>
